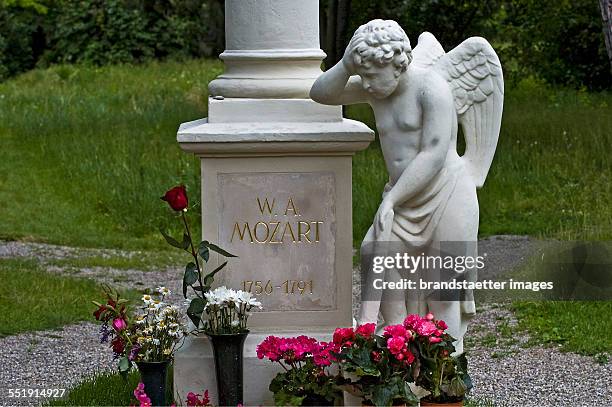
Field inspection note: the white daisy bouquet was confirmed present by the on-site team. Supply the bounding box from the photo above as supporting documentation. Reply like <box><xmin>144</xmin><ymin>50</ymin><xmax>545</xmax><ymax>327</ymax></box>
<box><xmin>202</xmin><ymin>286</ymin><xmax>262</xmax><ymax>335</ymax></box>
<box><xmin>132</xmin><ymin>287</ymin><xmax>186</xmax><ymax>362</ymax></box>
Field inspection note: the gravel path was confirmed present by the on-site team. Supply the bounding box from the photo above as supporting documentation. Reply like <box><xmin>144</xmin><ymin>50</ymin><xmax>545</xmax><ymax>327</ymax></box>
<box><xmin>465</xmin><ymin>306</ymin><xmax>612</xmax><ymax>406</ymax></box>
<box><xmin>0</xmin><ymin>323</ymin><xmax>114</xmax><ymax>406</ymax></box>
<box><xmin>1</xmin><ymin>237</ymin><xmax>610</xmax><ymax>406</ymax></box>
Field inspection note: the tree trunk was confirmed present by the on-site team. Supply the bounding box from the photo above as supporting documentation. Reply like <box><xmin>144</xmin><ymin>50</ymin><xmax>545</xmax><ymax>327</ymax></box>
<box><xmin>324</xmin><ymin>0</ymin><xmax>339</xmax><ymax>68</ymax></box>
<box><xmin>334</xmin><ymin>0</ymin><xmax>351</xmax><ymax>65</ymax></box>
<box><xmin>600</xmin><ymin>0</ymin><xmax>612</xmax><ymax>70</ymax></box>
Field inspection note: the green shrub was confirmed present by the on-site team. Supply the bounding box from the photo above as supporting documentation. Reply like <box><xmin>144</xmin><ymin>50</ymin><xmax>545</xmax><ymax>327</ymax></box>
<box><xmin>494</xmin><ymin>0</ymin><xmax>612</xmax><ymax>90</ymax></box>
<box><xmin>0</xmin><ymin>0</ymin><xmax>223</xmax><ymax>79</ymax></box>
<box><xmin>0</xmin><ymin>1</ymin><xmax>46</xmax><ymax>80</ymax></box>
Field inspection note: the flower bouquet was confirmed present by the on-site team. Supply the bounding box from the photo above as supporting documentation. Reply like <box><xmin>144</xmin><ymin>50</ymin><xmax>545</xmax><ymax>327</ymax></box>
<box><xmin>199</xmin><ymin>286</ymin><xmax>261</xmax><ymax>406</ymax></box>
<box><xmin>406</xmin><ymin>314</ymin><xmax>472</xmax><ymax>406</ymax></box>
<box><xmin>333</xmin><ymin>323</ymin><xmax>419</xmax><ymax>406</ymax></box>
<box><xmin>202</xmin><ymin>286</ymin><xmax>262</xmax><ymax>334</ymax></box>
<box><xmin>257</xmin><ymin>335</ymin><xmax>342</xmax><ymax>406</ymax></box>
<box><xmin>94</xmin><ymin>286</ymin><xmax>185</xmax><ymax>406</ymax></box>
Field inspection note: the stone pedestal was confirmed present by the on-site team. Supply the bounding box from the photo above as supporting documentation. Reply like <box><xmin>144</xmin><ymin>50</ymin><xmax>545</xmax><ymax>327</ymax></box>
<box><xmin>174</xmin><ymin>0</ymin><xmax>373</xmax><ymax>404</ymax></box>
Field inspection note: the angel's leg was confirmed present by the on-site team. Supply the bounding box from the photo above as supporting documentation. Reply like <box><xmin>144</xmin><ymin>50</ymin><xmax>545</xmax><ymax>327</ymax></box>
<box><xmin>427</xmin><ymin>172</ymin><xmax>479</xmax><ymax>354</ymax></box>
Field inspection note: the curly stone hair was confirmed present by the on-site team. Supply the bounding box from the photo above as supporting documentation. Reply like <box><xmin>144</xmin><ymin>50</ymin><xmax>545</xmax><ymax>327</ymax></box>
<box><xmin>349</xmin><ymin>19</ymin><xmax>412</xmax><ymax>73</ymax></box>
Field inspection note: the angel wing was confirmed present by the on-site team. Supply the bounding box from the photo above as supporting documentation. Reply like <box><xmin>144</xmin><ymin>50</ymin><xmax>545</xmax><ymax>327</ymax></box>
<box><xmin>413</xmin><ymin>32</ymin><xmax>504</xmax><ymax>188</ymax></box>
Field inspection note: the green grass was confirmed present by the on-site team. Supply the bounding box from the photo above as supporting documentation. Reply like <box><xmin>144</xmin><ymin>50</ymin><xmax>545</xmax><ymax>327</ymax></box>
<box><xmin>0</xmin><ymin>258</ymin><xmax>139</xmax><ymax>336</ymax></box>
<box><xmin>510</xmin><ymin>301</ymin><xmax>612</xmax><ymax>356</ymax></box>
<box><xmin>0</xmin><ymin>60</ymin><xmax>221</xmax><ymax>250</ymax></box>
<box><xmin>46</xmin><ymin>250</ymin><xmax>186</xmax><ymax>271</ymax></box>
<box><xmin>48</xmin><ymin>366</ymin><xmax>175</xmax><ymax>406</ymax></box>
<box><xmin>47</xmin><ymin>371</ymin><xmax>141</xmax><ymax>406</ymax></box>
<box><xmin>1</xmin><ymin>62</ymin><xmax>610</xmax><ymax>251</ymax></box>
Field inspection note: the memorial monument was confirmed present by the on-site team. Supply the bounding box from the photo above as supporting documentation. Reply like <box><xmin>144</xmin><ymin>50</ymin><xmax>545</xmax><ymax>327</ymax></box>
<box><xmin>311</xmin><ymin>20</ymin><xmax>504</xmax><ymax>354</ymax></box>
<box><xmin>174</xmin><ymin>0</ymin><xmax>374</xmax><ymax>404</ymax></box>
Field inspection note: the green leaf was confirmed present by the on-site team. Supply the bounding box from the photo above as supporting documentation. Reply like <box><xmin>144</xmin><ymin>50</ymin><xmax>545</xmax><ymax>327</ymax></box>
<box><xmin>181</xmin><ymin>232</ymin><xmax>191</xmax><ymax>250</ymax></box>
<box><xmin>371</xmin><ymin>384</ymin><xmax>395</xmax><ymax>407</ymax></box>
<box><xmin>187</xmin><ymin>297</ymin><xmax>206</xmax><ymax>327</ymax></box>
<box><xmin>199</xmin><ymin>243</ymin><xmax>210</xmax><ymax>262</ymax></box>
<box><xmin>201</xmin><ymin>240</ymin><xmax>237</xmax><ymax>258</ymax></box>
<box><xmin>273</xmin><ymin>389</ymin><xmax>305</xmax><ymax>407</ymax></box>
<box><xmin>160</xmin><ymin>228</ymin><xmax>186</xmax><ymax>250</ymax></box>
<box><xmin>184</xmin><ymin>262</ymin><xmax>198</xmax><ymax>285</ymax></box>
<box><xmin>118</xmin><ymin>356</ymin><xmax>130</xmax><ymax>373</ymax></box>
<box><xmin>203</xmin><ymin>261</ymin><xmax>227</xmax><ymax>286</ymax></box>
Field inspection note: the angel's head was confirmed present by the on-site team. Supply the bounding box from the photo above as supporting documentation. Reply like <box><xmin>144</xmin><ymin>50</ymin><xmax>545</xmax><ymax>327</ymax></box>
<box><xmin>348</xmin><ymin>19</ymin><xmax>412</xmax><ymax>98</ymax></box>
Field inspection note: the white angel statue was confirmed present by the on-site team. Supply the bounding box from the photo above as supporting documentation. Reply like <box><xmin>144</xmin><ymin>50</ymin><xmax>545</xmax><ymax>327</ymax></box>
<box><xmin>310</xmin><ymin>19</ymin><xmax>503</xmax><ymax>353</ymax></box>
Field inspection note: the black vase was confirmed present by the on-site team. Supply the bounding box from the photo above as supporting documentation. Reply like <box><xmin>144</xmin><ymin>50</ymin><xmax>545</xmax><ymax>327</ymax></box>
<box><xmin>208</xmin><ymin>331</ymin><xmax>249</xmax><ymax>406</ymax></box>
<box><xmin>302</xmin><ymin>393</ymin><xmax>332</xmax><ymax>406</ymax></box>
<box><xmin>136</xmin><ymin>360</ymin><xmax>170</xmax><ymax>407</ymax></box>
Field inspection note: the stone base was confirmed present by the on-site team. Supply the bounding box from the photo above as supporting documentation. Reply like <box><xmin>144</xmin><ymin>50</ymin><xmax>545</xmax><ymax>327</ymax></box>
<box><xmin>173</xmin><ymin>329</ymin><xmax>333</xmax><ymax>406</ymax></box>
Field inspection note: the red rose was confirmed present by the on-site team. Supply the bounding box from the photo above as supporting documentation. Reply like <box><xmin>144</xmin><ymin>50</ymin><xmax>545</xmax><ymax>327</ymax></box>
<box><xmin>161</xmin><ymin>185</ymin><xmax>188</xmax><ymax>211</ymax></box>
<box><xmin>112</xmin><ymin>337</ymin><xmax>125</xmax><ymax>354</ymax></box>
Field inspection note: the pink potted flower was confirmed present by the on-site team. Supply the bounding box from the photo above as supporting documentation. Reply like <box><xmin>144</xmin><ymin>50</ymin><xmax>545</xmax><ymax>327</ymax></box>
<box><xmin>404</xmin><ymin>314</ymin><xmax>471</xmax><ymax>406</ymax></box>
<box><xmin>257</xmin><ymin>335</ymin><xmax>342</xmax><ymax>406</ymax></box>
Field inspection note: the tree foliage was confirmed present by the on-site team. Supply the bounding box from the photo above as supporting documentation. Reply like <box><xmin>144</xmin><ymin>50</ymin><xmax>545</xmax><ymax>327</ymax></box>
<box><xmin>1</xmin><ymin>0</ymin><xmax>610</xmax><ymax>89</ymax></box>
<box><xmin>0</xmin><ymin>0</ymin><xmax>223</xmax><ymax>79</ymax></box>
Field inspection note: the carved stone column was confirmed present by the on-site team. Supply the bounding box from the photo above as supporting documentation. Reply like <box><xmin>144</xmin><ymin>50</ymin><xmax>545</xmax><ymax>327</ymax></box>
<box><xmin>173</xmin><ymin>1</ymin><xmax>373</xmax><ymax>404</ymax></box>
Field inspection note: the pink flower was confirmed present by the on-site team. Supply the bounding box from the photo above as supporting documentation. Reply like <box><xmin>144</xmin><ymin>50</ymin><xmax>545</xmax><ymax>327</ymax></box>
<box><xmin>256</xmin><ymin>336</ymin><xmax>282</xmax><ymax>361</ymax></box>
<box><xmin>403</xmin><ymin>314</ymin><xmax>422</xmax><ymax>329</ymax></box>
<box><xmin>387</xmin><ymin>336</ymin><xmax>406</xmax><ymax>354</ymax></box>
<box><xmin>416</xmin><ymin>320</ymin><xmax>437</xmax><ymax>337</ymax></box>
<box><xmin>333</xmin><ymin>327</ymin><xmax>355</xmax><ymax>346</ymax></box>
<box><xmin>185</xmin><ymin>390</ymin><xmax>210</xmax><ymax>406</ymax></box>
<box><xmin>112</xmin><ymin>318</ymin><xmax>127</xmax><ymax>332</ymax></box>
<box><xmin>313</xmin><ymin>341</ymin><xmax>338</xmax><ymax>367</ymax></box>
<box><xmin>355</xmin><ymin>323</ymin><xmax>376</xmax><ymax>338</ymax></box>
<box><xmin>429</xmin><ymin>336</ymin><xmax>442</xmax><ymax>343</ymax></box>
<box><xmin>371</xmin><ymin>351</ymin><xmax>382</xmax><ymax>362</ymax></box>
<box><xmin>404</xmin><ymin>349</ymin><xmax>416</xmax><ymax>364</ymax></box>
<box><xmin>133</xmin><ymin>382</ymin><xmax>151</xmax><ymax>407</ymax></box>
<box><xmin>384</xmin><ymin>324</ymin><xmax>407</xmax><ymax>338</ymax></box>
<box><xmin>437</xmin><ymin>320</ymin><xmax>448</xmax><ymax>330</ymax></box>
<box><xmin>425</xmin><ymin>312</ymin><xmax>435</xmax><ymax>320</ymax></box>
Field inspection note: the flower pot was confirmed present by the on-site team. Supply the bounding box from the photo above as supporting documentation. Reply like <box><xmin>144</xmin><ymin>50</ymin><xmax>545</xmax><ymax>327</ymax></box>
<box><xmin>136</xmin><ymin>360</ymin><xmax>171</xmax><ymax>406</ymax></box>
<box><xmin>420</xmin><ymin>400</ymin><xmax>463</xmax><ymax>407</ymax></box>
<box><xmin>362</xmin><ymin>402</ymin><xmax>407</xmax><ymax>406</ymax></box>
<box><xmin>208</xmin><ymin>330</ymin><xmax>249</xmax><ymax>406</ymax></box>
<box><xmin>302</xmin><ymin>394</ymin><xmax>333</xmax><ymax>406</ymax></box>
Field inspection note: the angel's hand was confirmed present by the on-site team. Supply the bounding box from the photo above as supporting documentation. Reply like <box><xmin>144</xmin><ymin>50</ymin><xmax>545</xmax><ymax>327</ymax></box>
<box><xmin>373</xmin><ymin>197</ymin><xmax>394</xmax><ymax>240</ymax></box>
<box><xmin>342</xmin><ymin>36</ymin><xmax>360</xmax><ymax>74</ymax></box>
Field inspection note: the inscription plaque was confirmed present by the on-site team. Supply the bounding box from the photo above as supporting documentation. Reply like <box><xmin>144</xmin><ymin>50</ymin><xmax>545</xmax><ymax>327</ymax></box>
<box><xmin>218</xmin><ymin>172</ymin><xmax>337</xmax><ymax>311</ymax></box>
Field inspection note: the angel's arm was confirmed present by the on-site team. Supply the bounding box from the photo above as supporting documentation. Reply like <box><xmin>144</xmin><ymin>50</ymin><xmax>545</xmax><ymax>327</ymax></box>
<box><xmin>310</xmin><ymin>62</ymin><xmax>369</xmax><ymax>106</ymax></box>
<box><xmin>384</xmin><ymin>77</ymin><xmax>453</xmax><ymax>207</ymax></box>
